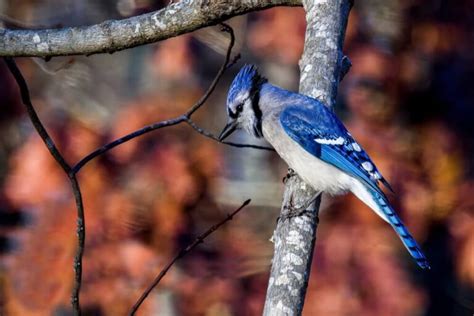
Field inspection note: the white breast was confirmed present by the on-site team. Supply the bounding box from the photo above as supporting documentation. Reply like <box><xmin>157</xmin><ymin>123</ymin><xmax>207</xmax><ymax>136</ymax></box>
<box><xmin>262</xmin><ymin>116</ymin><xmax>353</xmax><ymax>195</ymax></box>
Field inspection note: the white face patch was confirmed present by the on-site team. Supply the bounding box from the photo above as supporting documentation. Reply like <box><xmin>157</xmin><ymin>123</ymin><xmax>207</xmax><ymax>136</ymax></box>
<box><xmin>230</xmin><ymin>92</ymin><xmax>249</xmax><ymax>114</ymax></box>
<box><xmin>314</xmin><ymin>136</ymin><xmax>345</xmax><ymax>145</ymax></box>
<box><xmin>352</xmin><ymin>142</ymin><xmax>361</xmax><ymax>151</ymax></box>
<box><xmin>362</xmin><ymin>161</ymin><xmax>373</xmax><ymax>171</ymax></box>
<box><xmin>235</xmin><ymin>91</ymin><xmax>249</xmax><ymax>106</ymax></box>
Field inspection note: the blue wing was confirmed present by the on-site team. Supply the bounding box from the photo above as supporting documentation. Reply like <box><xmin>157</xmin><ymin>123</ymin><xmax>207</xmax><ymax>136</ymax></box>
<box><xmin>280</xmin><ymin>104</ymin><xmax>390</xmax><ymax>196</ymax></box>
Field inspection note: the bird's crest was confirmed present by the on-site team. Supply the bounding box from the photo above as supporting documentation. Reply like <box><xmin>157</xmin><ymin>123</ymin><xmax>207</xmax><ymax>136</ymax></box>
<box><xmin>227</xmin><ymin>65</ymin><xmax>267</xmax><ymax>105</ymax></box>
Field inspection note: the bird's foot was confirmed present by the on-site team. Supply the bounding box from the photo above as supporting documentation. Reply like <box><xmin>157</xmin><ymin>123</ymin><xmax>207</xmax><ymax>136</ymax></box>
<box><xmin>282</xmin><ymin>168</ymin><xmax>297</xmax><ymax>184</ymax></box>
<box><xmin>278</xmin><ymin>192</ymin><xmax>321</xmax><ymax>222</ymax></box>
<box><xmin>278</xmin><ymin>209</ymin><xmax>316</xmax><ymax>222</ymax></box>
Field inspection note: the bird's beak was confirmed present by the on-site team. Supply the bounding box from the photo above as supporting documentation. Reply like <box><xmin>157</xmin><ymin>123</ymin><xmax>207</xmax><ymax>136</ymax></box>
<box><xmin>218</xmin><ymin>120</ymin><xmax>238</xmax><ymax>141</ymax></box>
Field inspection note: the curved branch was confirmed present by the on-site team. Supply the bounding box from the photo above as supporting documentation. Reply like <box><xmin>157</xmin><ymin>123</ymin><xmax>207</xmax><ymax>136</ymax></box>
<box><xmin>0</xmin><ymin>0</ymin><xmax>301</xmax><ymax>57</ymax></box>
<box><xmin>3</xmin><ymin>57</ymin><xmax>85</xmax><ymax>316</ymax></box>
<box><xmin>3</xmin><ymin>58</ymin><xmax>71</xmax><ymax>172</ymax></box>
<box><xmin>72</xmin><ymin>117</ymin><xmax>185</xmax><ymax>173</ymax></box>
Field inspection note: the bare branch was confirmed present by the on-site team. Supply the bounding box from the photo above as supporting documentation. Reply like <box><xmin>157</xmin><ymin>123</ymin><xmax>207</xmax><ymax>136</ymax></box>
<box><xmin>0</xmin><ymin>0</ymin><xmax>301</xmax><ymax>58</ymax></box>
<box><xmin>185</xmin><ymin>118</ymin><xmax>275</xmax><ymax>151</ymax></box>
<box><xmin>129</xmin><ymin>199</ymin><xmax>252</xmax><ymax>316</ymax></box>
<box><xmin>3</xmin><ymin>58</ymin><xmax>71</xmax><ymax>173</ymax></box>
<box><xmin>72</xmin><ymin>116</ymin><xmax>185</xmax><ymax>173</ymax></box>
<box><xmin>3</xmin><ymin>57</ymin><xmax>85</xmax><ymax>316</ymax></box>
<box><xmin>184</xmin><ymin>23</ymin><xmax>236</xmax><ymax>118</ymax></box>
<box><xmin>69</xmin><ymin>175</ymin><xmax>86</xmax><ymax>315</ymax></box>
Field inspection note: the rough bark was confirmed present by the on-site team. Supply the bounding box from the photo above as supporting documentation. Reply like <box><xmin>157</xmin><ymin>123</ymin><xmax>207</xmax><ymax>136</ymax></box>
<box><xmin>0</xmin><ymin>0</ymin><xmax>301</xmax><ymax>57</ymax></box>
<box><xmin>262</xmin><ymin>1</ymin><xmax>352</xmax><ymax>315</ymax></box>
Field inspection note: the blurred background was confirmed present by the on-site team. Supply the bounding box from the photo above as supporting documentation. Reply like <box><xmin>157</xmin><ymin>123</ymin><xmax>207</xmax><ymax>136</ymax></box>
<box><xmin>0</xmin><ymin>0</ymin><xmax>473</xmax><ymax>315</ymax></box>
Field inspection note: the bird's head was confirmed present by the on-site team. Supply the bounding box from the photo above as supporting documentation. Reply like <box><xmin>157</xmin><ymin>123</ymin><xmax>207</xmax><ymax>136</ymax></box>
<box><xmin>218</xmin><ymin>65</ymin><xmax>267</xmax><ymax>141</ymax></box>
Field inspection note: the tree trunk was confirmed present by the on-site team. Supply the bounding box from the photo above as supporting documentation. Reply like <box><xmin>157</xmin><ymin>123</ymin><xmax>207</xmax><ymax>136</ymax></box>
<box><xmin>262</xmin><ymin>1</ymin><xmax>352</xmax><ymax>315</ymax></box>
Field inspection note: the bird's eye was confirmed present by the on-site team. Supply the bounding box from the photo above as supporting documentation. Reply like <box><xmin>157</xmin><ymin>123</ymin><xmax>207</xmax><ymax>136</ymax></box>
<box><xmin>236</xmin><ymin>103</ymin><xmax>243</xmax><ymax>112</ymax></box>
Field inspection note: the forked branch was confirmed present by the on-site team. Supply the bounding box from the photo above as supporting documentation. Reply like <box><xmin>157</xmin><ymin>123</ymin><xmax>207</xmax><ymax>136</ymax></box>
<box><xmin>3</xmin><ymin>57</ymin><xmax>85</xmax><ymax>315</ymax></box>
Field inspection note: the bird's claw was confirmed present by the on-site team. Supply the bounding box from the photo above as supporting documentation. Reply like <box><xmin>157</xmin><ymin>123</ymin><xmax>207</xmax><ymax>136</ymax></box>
<box><xmin>278</xmin><ymin>209</ymin><xmax>316</xmax><ymax>222</ymax></box>
<box><xmin>282</xmin><ymin>168</ymin><xmax>297</xmax><ymax>183</ymax></box>
<box><xmin>277</xmin><ymin>192</ymin><xmax>321</xmax><ymax>223</ymax></box>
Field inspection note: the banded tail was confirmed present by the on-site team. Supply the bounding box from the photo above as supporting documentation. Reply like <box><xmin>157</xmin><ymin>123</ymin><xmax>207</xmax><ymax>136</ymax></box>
<box><xmin>350</xmin><ymin>179</ymin><xmax>430</xmax><ymax>269</ymax></box>
<box><xmin>371</xmin><ymin>190</ymin><xmax>430</xmax><ymax>269</ymax></box>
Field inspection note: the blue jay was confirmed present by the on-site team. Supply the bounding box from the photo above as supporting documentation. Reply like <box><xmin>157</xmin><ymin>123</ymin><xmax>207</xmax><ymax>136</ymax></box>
<box><xmin>219</xmin><ymin>65</ymin><xmax>430</xmax><ymax>269</ymax></box>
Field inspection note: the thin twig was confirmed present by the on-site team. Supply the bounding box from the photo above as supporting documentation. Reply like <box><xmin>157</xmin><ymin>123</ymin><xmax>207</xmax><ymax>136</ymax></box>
<box><xmin>129</xmin><ymin>199</ymin><xmax>251</xmax><ymax>316</ymax></box>
<box><xmin>72</xmin><ymin>23</ymin><xmax>272</xmax><ymax>174</ymax></box>
<box><xmin>69</xmin><ymin>175</ymin><xmax>85</xmax><ymax>314</ymax></box>
<box><xmin>3</xmin><ymin>57</ymin><xmax>71</xmax><ymax>173</ymax></box>
<box><xmin>3</xmin><ymin>57</ymin><xmax>84</xmax><ymax>316</ymax></box>
<box><xmin>72</xmin><ymin>116</ymin><xmax>185</xmax><ymax>173</ymax></box>
<box><xmin>184</xmin><ymin>23</ymin><xmax>235</xmax><ymax>117</ymax></box>
<box><xmin>185</xmin><ymin>118</ymin><xmax>274</xmax><ymax>151</ymax></box>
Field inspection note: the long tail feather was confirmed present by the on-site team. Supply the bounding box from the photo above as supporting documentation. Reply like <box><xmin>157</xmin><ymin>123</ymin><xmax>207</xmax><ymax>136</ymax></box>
<box><xmin>371</xmin><ymin>190</ymin><xmax>430</xmax><ymax>269</ymax></box>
